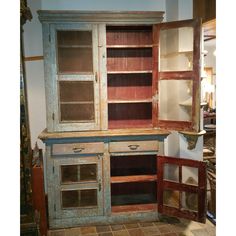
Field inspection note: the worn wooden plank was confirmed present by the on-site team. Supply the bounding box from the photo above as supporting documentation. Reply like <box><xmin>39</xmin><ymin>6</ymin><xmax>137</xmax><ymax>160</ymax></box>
<box><xmin>111</xmin><ymin>175</ymin><xmax>157</xmax><ymax>183</ymax></box>
<box><xmin>39</xmin><ymin>128</ymin><xmax>171</xmax><ymax>140</ymax></box>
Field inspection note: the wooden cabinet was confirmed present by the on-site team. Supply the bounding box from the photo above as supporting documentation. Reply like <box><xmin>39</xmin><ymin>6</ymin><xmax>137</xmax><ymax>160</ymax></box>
<box><xmin>38</xmin><ymin>11</ymin><xmax>206</xmax><ymax>229</ymax></box>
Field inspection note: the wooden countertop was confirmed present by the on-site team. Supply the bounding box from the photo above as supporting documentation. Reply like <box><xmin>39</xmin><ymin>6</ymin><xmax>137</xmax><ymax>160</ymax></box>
<box><xmin>38</xmin><ymin>128</ymin><xmax>171</xmax><ymax>141</ymax></box>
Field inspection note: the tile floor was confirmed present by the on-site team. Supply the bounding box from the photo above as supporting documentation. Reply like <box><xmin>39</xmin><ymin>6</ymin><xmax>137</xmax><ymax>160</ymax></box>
<box><xmin>47</xmin><ymin>218</ymin><xmax>215</xmax><ymax>236</ymax></box>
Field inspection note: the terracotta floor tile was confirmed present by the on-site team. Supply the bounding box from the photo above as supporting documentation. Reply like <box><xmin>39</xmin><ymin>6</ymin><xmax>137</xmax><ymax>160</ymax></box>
<box><xmin>128</xmin><ymin>228</ymin><xmax>144</xmax><ymax>236</ymax></box>
<box><xmin>162</xmin><ymin>233</ymin><xmax>177</xmax><ymax>236</ymax></box>
<box><xmin>96</xmin><ymin>225</ymin><xmax>111</xmax><ymax>233</ymax></box>
<box><xmin>157</xmin><ymin>225</ymin><xmax>172</xmax><ymax>234</ymax></box>
<box><xmin>50</xmin><ymin>229</ymin><xmax>65</xmax><ymax>236</ymax></box>
<box><xmin>111</xmin><ymin>225</ymin><xmax>126</xmax><ymax>231</ymax></box>
<box><xmin>65</xmin><ymin>227</ymin><xmax>81</xmax><ymax>236</ymax></box>
<box><xmin>98</xmin><ymin>232</ymin><xmax>113</xmax><ymax>236</ymax></box>
<box><xmin>125</xmin><ymin>223</ymin><xmax>139</xmax><ymax>229</ymax></box>
<box><xmin>113</xmin><ymin>230</ymin><xmax>130</xmax><ymax>236</ymax></box>
<box><xmin>139</xmin><ymin>222</ymin><xmax>154</xmax><ymax>227</ymax></box>
<box><xmin>141</xmin><ymin>226</ymin><xmax>160</xmax><ymax>235</ymax></box>
<box><xmin>191</xmin><ymin>227</ymin><xmax>216</xmax><ymax>236</ymax></box>
<box><xmin>80</xmin><ymin>226</ymin><xmax>97</xmax><ymax>235</ymax></box>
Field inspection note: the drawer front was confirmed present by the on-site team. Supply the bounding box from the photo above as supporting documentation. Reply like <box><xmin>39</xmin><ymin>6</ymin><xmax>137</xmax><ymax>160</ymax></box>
<box><xmin>52</xmin><ymin>142</ymin><xmax>104</xmax><ymax>155</ymax></box>
<box><xmin>109</xmin><ymin>140</ymin><xmax>159</xmax><ymax>153</ymax></box>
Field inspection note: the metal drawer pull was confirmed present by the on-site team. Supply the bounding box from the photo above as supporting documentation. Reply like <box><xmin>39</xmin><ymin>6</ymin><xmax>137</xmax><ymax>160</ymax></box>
<box><xmin>128</xmin><ymin>144</ymin><xmax>140</xmax><ymax>150</ymax></box>
<box><xmin>72</xmin><ymin>147</ymin><xmax>85</xmax><ymax>153</ymax></box>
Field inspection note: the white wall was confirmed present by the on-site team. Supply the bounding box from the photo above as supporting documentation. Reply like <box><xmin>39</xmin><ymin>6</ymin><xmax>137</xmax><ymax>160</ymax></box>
<box><xmin>41</xmin><ymin>0</ymin><xmax>166</xmax><ymax>12</ymax></box>
<box><xmin>23</xmin><ymin>0</ymin><xmax>46</xmax><ymax>150</ymax></box>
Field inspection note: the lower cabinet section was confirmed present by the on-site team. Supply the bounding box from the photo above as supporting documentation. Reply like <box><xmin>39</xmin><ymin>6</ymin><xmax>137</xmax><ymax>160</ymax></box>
<box><xmin>44</xmin><ymin>137</ymin><xmax>206</xmax><ymax>228</ymax></box>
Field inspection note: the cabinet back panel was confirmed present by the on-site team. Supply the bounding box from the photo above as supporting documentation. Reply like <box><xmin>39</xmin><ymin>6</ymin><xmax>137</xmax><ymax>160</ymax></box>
<box><xmin>106</xmin><ymin>26</ymin><xmax>152</xmax><ymax>46</ymax></box>
<box><xmin>107</xmin><ymin>48</ymin><xmax>152</xmax><ymax>72</ymax></box>
<box><xmin>108</xmin><ymin>74</ymin><xmax>152</xmax><ymax>100</ymax></box>
<box><xmin>108</xmin><ymin>103</ymin><xmax>152</xmax><ymax>129</ymax></box>
<box><xmin>111</xmin><ymin>182</ymin><xmax>157</xmax><ymax>206</ymax></box>
<box><xmin>111</xmin><ymin>155</ymin><xmax>157</xmax><ymax>176</ymax></box>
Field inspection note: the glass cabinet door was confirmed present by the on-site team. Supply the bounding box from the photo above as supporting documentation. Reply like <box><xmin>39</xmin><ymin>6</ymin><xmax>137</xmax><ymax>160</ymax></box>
<box><xmin>153</xmin><ymin>19</ymin><xmax>201</xmax><ymax>131</ymax></box>
<box><xmin>49</xmin><ymin>24</ymin><xmax>100</xmax><ymax>131</ymax></box>
<box><xmin>53</xmin><ymin>155</ymin><xmax>103</xmax><ymax>219</ymax></box>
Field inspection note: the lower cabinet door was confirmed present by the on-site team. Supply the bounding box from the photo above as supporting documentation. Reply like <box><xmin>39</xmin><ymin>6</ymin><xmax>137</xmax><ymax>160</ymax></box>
<box><xmin>53</xmin><ymin>155</ymin><xmax>103</xmax><ymax>219</ymax></box>
<box><xmin>157</xmin><ymin>156</ymin><xmax>207</xmax><ymax>223</ymax></box>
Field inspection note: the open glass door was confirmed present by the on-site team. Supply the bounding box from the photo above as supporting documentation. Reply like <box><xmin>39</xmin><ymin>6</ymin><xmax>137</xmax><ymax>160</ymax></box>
<box><xmin>157</xmin><ymin>156</ymin><xmax>207</xmax><ymax>223</ymax></box>
<box><xmin>153</xmin><ymin>19</ymin><xmax>201</xmax><ymax>131</ymax></box>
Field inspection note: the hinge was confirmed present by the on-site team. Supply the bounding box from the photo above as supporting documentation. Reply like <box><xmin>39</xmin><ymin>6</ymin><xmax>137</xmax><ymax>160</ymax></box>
<box><xmin>152</xmin><ymin>93</ymin><xmax>159</xmax><ymax>103</ymax></box>
<box><xmin>52</xmin><ymin>113</ymin><xmax>55</xmax><ymax>120</ymax></box>
<box><xmin>54</xmin><ymin>204</ymin><xmax>56</xmax><ymax>211</ymax></box>
<box><xmin>52</xmin><ymin>166</ymin><xmax>55</xmax><ymax>174</ymax></box>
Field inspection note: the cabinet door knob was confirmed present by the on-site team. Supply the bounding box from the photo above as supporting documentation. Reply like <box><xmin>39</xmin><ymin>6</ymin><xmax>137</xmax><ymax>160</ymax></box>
<box><xmin>72</xmin><ymin>147</ymin><xmax>85</xmax><ymax>153</ymax></box>
<box><xmin>128</xmin><ymin>144</ymin><xmax>140</xmax><ymax>150</ymax></box>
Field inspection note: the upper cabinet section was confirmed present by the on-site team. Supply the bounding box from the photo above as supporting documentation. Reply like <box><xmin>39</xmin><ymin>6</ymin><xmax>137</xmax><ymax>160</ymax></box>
<box><xmin>39</xmin><ymin>11</ymin><xmax>201</xmax><ymax>133</ymax></box>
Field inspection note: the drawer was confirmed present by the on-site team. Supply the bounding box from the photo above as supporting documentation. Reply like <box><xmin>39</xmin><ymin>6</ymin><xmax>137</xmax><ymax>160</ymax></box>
<box><xmin>52</xmin><ymin>142</ymin><xmax>104</xmax><ymax>155</ymax></box>
<box><xmin>109</xmin><ymin>140</ymin><xmax>158</xmax><ymax>153</ymax></box>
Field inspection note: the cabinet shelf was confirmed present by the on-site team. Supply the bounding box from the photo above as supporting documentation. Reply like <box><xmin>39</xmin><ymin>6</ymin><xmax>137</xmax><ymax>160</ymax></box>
<box><xmin>107</xmin><ymin>45</ymin><xmax>152</xmax><ymax>49</ymax></box>
<box><xmin>58</xmin><ymin>45</ymin><xmax>92</xmax><ymax>48</ymax></box>
<box><xmin>111</xmin><ymin>175</ymin><xmax>157</xmax><ymax>184</ymax></box>
<box><xmin>107</xmin><ymin>70</ymin><xmax>152</xmax><ymax>74</ymax></box>
<box><xmin>112</xmin><ymin>203</ymin><xmax>157</xmax><ymax>213</ymax></box>
<box><xmin>108</xmin><ymin>99</ymin><xmax>152</xmax><ymax>104</ymax></box>
<box><xmin>60</xmin><ymin>101</ymin><xmax>94</xmax><ymax>105</ymax></box>
<box><xmin>179</xmin><ymin>98</ymin><xmax>192</xmax><ymax>107</ymax></box>
<box><xmin>161</xmin><ymin>50</ymin><xmax>192</xmax><ymax>58</ymax></box>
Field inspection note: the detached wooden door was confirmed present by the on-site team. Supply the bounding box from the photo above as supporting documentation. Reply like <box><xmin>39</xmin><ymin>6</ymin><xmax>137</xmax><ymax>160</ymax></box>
<box><xmin>157</xmin><ymin>156</ymin><xmax>207</xmax><ymax>223</ymax></box>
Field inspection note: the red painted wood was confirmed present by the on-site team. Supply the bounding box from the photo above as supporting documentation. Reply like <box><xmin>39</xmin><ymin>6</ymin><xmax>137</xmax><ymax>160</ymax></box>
<box><xmin>157</xmin><ymin>156</ymin><xmax>207</xmax><ymax>223</ymax></box>
<box><xmin>108</xmin><ymin>74</ymin><xmax>152</xmax><ymax>101</ymax></box>
<box><xmin>106</xmin><ymin>25</ymin><xmax>152</xmax><ymax>46</ymax></box>
<box><xmin>32</xmin><ymin>164</ymin><xmax>48</xmax><ymax>236</ymax></box>
<box><xmin>107</xmin><ymin>48</ymin><xmax>152</xmax><ymax>72</ymax></box>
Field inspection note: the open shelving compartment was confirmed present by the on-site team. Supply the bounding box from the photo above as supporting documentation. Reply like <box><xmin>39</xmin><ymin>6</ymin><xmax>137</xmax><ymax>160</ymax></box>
<box><xmin>110</xmin><ymin>154</ymin><xmax>157</xmax><ymax>213</ymax></box>
<box><xmin>106</xmin><ymin>25</ymin><xmax>154</xmax><ymax>129</ymax></box>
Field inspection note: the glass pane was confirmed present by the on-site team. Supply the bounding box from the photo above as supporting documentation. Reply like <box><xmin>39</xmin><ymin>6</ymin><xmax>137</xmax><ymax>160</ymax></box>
<box><xmin>164</xmin><ymin>163</ymin><xmax>179</xmax><ymax>182</ymax></box>
<box><xmin>60</xmin><ymin>103</ymin><xmax>95</xmax><ymax>122</ymax></box>
<box><xmin>57</xmin><ymin>31</ymin><xmax>93</xmax><ymax>73</ymax></box>
<box><xmin>59</xmin><ymin>81</ymin><xmax>94</xmax><ymax>102</ymax></box>
<box><xmin>61</xmin><ymin>164</ymin><xmax>97</xmax><ymax>183</ymax></box>
<box><xmin>182</xmin><ymin>166</ymin><xmax>198</xmax><ymax>186</ymax></box>
<box><xmin>111</xmin><ymin>182</ymin><xmax>157</xmax><ymax>206</ymax></box>
<box><xmin>61</xmin><ymin>189</ymin><xmax>97</xmax><ymax>208</ymax></box>
<box><xmin>163</xmin><ymin>189</ymin><xmax>179</xmax><ymax>208</ymax></box>
<box><xmin>181</xmin><ymin>191</ymin><xmax>198</xmax><ymax>212</ymax></box>
<box><xmin>160</xmin><ymin>27</ymin><xmax>193</xmax><ymax>71</ymax></box>
<box><xmin>159</xmin><ymin>80</ymin><xmax>192</xmax><ymax>121</ymax></box>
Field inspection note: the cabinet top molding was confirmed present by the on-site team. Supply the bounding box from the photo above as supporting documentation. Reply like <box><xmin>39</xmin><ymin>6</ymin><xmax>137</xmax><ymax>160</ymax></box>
<box><xmin>38</xmin><ymin>10</ymin><xmax>164</xmax><ymax>24</ymax></box>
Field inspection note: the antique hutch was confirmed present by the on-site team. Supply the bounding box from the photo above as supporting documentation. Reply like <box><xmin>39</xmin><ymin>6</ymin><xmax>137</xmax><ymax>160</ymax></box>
<box><xmin>38</xmin><ymin>11</ymin><xmax>206</xmax><ymax>229</ymax></box>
